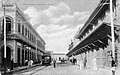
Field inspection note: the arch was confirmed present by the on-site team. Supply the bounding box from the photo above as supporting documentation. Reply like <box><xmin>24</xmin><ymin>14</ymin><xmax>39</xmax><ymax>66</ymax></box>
<box><xmin>17</xmin><ymin>47</ymin><xmax>21</xmax><ymax>66</ymax></box>
<box><xmin>0</xmin><ymin>45</ymin><xmax>13</xmax><ymax>69</ymax></box>
<box><xmin>25</xmin><ymin>50</ymin><xmax>27</xmax><ymax>60</ymax></box>
<box><xmin>1</xmin><ymin>15</ymin><xmax>13</xmax><ymax>34</ymax></box>
<box><xmin>22</xmin><ymin>48</ymin><xmax>25</xmax><ymax>65</ymax></box>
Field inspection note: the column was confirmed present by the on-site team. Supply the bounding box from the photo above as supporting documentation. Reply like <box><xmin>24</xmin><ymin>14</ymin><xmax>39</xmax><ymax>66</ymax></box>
<box><xmin>27</xmin><ymin>50</ymin><xmax>28</xmax><ymax>60</ymax></box>
<box><xmin>22</xmin><ymin>46</ymin><xmax>25</xmax><ymax>65</ymax></box>
<box><xmin>23</xmin><ymin>47</ymin><xmax>25</xmax><ymax>65</ymax></box>
<box><xmin>20</xmin><ymin>46</ymin><xmax>22</xmax><ymax>66</ymax></box>
<box><xmin>25</xmin><ymin>50</ymin><xmax>27</xmax><ymax>60</ymax></box>
<box><xmin>29</xmin><ymin>51</ymin><xmax>30</xmax><ymax>60</ymax></box>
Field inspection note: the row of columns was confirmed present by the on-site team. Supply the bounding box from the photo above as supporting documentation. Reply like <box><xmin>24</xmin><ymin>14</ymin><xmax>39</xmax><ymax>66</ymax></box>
<box><xmin>74</xmin><ymin>48</ymin><xmax>108</xmax><ymax>69</ymax></box>
<box><xmin>17</xmin><ymin>46</ymin><xmax>37</xmax><ymax>66</ymax></box>
<box><xmin>74</xmin><ymin>37</ymin><xmax>120</xmax><ymax>68</ymax></box>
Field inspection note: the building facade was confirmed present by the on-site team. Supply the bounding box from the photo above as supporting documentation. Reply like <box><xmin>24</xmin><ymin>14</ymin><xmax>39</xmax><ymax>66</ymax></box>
<box><xmin>0</xmin><ymin>3</ymin><xmax>46</xmax><ymax>69</ymax></box>
<box><xmin>53</xmin><ymin>53</ymin><xmax>67</xmax><ymax>63</ymax></box>
<box><xmin>67</xmin><ymin>0</ymin><xmax>120</xmax><ymax>69</ymax></box>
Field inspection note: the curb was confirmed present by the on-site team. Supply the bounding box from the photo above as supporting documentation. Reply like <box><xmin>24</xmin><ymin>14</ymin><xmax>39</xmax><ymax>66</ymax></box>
<box><xmin>1</xmin><ymin>64</ymin><xmax>41</xmax><ymax>74</ymax></box>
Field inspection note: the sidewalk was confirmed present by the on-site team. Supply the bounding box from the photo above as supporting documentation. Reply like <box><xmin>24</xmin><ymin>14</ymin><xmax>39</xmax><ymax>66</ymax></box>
<box><xmin>94</xmin><ymin>66</ymin><xmax>120</xmax><ymax>75</ymax></box>
<box><xmin>1</xmin><ymin>63</ymin><xmax>41</xmax><ymax>74</ymax></box>
<box><xmin>72</xmin><ymin>65</ymin><xmax>120</xmax><ymax>75</ymax></box>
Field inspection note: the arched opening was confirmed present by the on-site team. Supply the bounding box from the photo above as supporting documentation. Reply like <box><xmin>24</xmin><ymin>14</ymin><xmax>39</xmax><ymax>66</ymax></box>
<box><xmin>2</xmin><ymin>17</ymin><xmax>12</xmax><ymax>34</ymax></box>
<box><xmin>28</xmin><ymin>51</ymin><xmax>29</xmax><ymax>60</ymax></box>
<box><xmin>1</xmin><ymin>46</ymin><xmax>12</xmax><ymax>69</ymax></box>
<box><xmin>25</xmin><ymin>50</ymin><xmax>27</xmax><ymax>60</ymax></box>
<box><xmin>22</xmin><ymin>49</ymin><xmax>24</xmax><ymax>65</ymax></box>
<box><xmin>30</xmin><ymin>52</ymin><xmax>32</xmax><ymax>60</ymax></box>
<box><xmin>17</xmin><ymin>48</ymin><xmax>21</xmax><ymax>66</ymax></box>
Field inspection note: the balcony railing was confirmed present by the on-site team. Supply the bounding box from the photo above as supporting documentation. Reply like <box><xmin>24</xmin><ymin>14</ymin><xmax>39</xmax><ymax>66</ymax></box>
<box><xmin>0</xmin><ymin>30</ymin><xmax>45</xmax><ymax>52</ymax></box>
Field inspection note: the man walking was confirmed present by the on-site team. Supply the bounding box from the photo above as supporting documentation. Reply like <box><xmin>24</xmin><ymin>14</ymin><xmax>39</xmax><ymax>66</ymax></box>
<box><xmin>53</xmin><ymin>59</ymin><xmax>56</xmax><ymax>68</ymax></box>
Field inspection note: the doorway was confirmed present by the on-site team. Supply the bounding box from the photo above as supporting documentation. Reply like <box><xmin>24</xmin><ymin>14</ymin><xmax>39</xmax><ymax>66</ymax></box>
<box><xmin>1</xmin><ymin>46</ymin><xmax>12</xmax><ymax>69</ymax></box>
<box><xmin>17</xmin><ymin>48</ymin><xmax>20</xmax><ymax>66</ymax></box>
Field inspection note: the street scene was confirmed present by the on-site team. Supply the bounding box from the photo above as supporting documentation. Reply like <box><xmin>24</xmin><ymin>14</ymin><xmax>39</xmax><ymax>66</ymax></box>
<box><xmin>4</xmin><ymin>61</ymin><xmax>120</xmax><ymax>75</ymax></box>
<box><xmin>0</xmin><ymin>0</ymin><xmax>120</xmax><ymax>75</ymax></box>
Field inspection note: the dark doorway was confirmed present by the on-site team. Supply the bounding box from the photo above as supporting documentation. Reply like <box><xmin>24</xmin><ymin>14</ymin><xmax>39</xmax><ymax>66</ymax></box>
<box><xmin>2</xmin><ymin>17</ymin><xmax>12</xmax><ymax>34</ymax></box>
<box><xmin>22</xmin><ymin>49</ymin><xmax>24</xmax><ymax>65</ymax></box>
<box><xmin>25</xmin><ymin>50</ymin><xmax>27</xmax><ymax>60</ymax></box>
<box><xmin>17</xmin><ymin>48</ymin><xmax>20</xmax><ymax>66</ymax></box>
<box><xmin>28</xmin><ymin>51</ymin><xmax>29</xmax><ymax>60</ymax></box>
<box><xmin>1</xmin><ymin>46</ymin><xmax>11</xmax><ymax>69</ymax></box>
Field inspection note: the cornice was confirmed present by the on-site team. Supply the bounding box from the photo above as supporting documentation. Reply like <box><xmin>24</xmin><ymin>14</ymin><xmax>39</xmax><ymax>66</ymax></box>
<box><xmin>15</xmin><ymin>4</ymin><xmax>45</xmax><ymax>45</ymax></box>
<box><xmin>76</xmin><ymin>0</ymin><xmax>109</xmax><ymax>39</ymax></box>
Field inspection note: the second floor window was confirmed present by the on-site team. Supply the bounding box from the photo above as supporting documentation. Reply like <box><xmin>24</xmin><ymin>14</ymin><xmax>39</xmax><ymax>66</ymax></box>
<box><xmin>18</xmin><ymin>22</ymin><xmax>21</xmax><ymax>33</ymax></box>
<box><xmin>2</xmin><ymin>17</ymin><xmax>12</xmax><ymax>34</ymax></box>
<box><xmin>28</xmin><ymin>30</ymin><xmax>29</xmax><ymax>38</ymax></box>
<box><xmin>25</xmin><ymin>28</ymin><xmax>27</xmax><ymax>37</ymax></box>
<box><xmin>22</xmin><ymin>25</ymin><xmax>24</xmax><ymax>35</ymax></box>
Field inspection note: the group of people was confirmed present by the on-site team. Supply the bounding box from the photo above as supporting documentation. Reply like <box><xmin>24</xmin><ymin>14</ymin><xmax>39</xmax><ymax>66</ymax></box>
<box><xmin>53</xmin><ymin>58</ymin><xmax>57</xmax><ymax>68</ymax></box>
<box><xmin>76</xmin><ymin>57</ymin><xmax>87</xmax><ymax>70</ymax></box>
<box><xmin>71</xmin><ymin>56</ymin><xmax>116</xmax><ymax>75</ymax></box>
<box><xmin>25</xmin><ymin>60</ymin><xmax>33</xmax><ymax>67</ymax></box>
<box><xmin>70</xmin><ymin>57</ymin><xmax>90</xmax><ymax>70</ymax></box>
<box><xmin>72</xmin><ymin>58</ymin><xmax>77</xmax><ymax>65</ymax></box>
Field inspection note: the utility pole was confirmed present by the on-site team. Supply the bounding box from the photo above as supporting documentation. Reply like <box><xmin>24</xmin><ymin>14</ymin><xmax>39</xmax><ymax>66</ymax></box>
<box><xmin>110</xmin><ymin>0</ymin><xmax>115</xmax><ymax>61</ymax></box>
<box><xmin>3</xmin><ymin>0</ymin><xmax>7</xmax><ymax>59</ymax></box>
<box><xmin>2</xmin><ymin>0</ymin><xmax>7</xmax><ymax>74</ymax></box>
<box><xmin>110</xmin><ymin>0</ymin><xmax>116</xmax><ymax>75</ymax></box>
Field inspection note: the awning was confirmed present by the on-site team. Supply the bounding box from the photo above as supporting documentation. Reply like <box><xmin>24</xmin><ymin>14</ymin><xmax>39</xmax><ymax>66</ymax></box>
<box><xmin>67</xmin><ymin>23</ymin><xmax>111</xmax><ymax>57</ymax></box>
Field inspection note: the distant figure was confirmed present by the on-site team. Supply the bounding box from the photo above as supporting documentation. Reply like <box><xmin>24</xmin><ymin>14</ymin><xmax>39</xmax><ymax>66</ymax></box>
<box><xmin>84</xmin><ymin>57</ymin><xmax>87</xmax><ymax>69</ymax></box>
<box><xmin>77</xmin><ymin>58</ymin><xmax>80</xmax><ymax>69</ymax></box>
<box><xmin>92</xmin><ymin>58</ymin><xmax>97</xmax><ymax>70</ymax></box>
<box><xmin>111</xmin><ymin>57</ymin><xmax>116</xmax><ymax>75</ymax></box>
<box><xmin>73</xmin><ymin>58</ymin><xmax>77</xmax><ymax>65</ymax></box>
<box><xmin>25</xmin><ymin>59</ymin><xmax>28</xmax><ymax>66</ymax></box>
<box><xmin>59</xmin><ymin>57</ymin><xmax>61</xmax><ymax>61</ymax></box>
<box><xmin>30</xmin><ymin>60</ymin><xmax>33</xmax><ymax>66</ymax></box>
<box><xmin>28</xmin><ymin>60</ymin><xmax>31</xmax><ymax>67</ymax></box>
<box><xmin>53</xmin><ymin>59</ymin><xmax>56</xmax><ymax>68</ymax></box>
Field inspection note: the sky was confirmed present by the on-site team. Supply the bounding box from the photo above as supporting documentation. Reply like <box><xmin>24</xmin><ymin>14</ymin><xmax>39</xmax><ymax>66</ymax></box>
<box><xmin>9</xmin><ymin>0</ymin><xmax>101</xmax><ymax>53</ymax></box>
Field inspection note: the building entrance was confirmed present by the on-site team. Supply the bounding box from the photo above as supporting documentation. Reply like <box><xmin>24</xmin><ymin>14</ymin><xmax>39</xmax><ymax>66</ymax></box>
<box><xmin>1</xmin><ymin>46</ymin><xmax>12</xmax><ymax>69</ymax></box>
<box><xmin>17</xmin><ymin>48</ymin><xmax>21</xmax><ymax>66</ymax></box>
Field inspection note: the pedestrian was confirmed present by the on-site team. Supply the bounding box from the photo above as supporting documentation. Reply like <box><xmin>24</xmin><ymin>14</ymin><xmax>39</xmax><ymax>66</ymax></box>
<box><xmin>84</xmin><ymin>57</ymin><xmax>87</xmax><ymax>69</ymax></box>
<box><xmin>111</xmin><ymin>57</ymin><xmax>116</xmax><ymax>75</ymax></box>
<box><xmin>28</xmin><ymin>60</ymin><xmax>31</xmax><ymax>67</ymax></box>
<box><xmin>77</xmin><ymin>58</ymin><xmax>80</xmax><ymax>69</ymax></box>
<box><xmin>73</xmin><ymin>57</ymin><xmax>76</xmax><ymax>65</ymax></box>
<box><xmin>30</xmin><ymin>60</ymin><xmax>33</xmax><ymax>66</ymax></box>
<box><xmin>75</xmin><ymin>59</ymin><xmax>77</xmax><ymax>65</ymax></box>
<box><xmin>92</xmin><ymin>57</ymin><xmax>97</xmax><ymax>70</ymax></box>
<box><xmin>53</xmin><ymin>59</ymin><xmax>56</xmax><ymax>68</ymax></box>
<box><xmin>79</xmin><ymin>59</ymin><xmax>83</xmax><ymax>70</ymax></box>
<box><xmin>25</xmin><ymin>59</ymin><xmax>28</xmax><ymax>66</ymax></box>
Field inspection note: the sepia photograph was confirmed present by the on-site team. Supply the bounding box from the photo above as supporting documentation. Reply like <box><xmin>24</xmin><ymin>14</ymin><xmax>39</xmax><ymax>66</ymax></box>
<box><xmin>0</xmin><ymin>0</ymin><xmax>120</xmax><ymax>75</ymax></box>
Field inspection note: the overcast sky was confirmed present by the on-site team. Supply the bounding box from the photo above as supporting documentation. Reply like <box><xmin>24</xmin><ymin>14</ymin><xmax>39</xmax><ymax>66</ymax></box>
<box><xmin>10</xmin><ymin>0</ymin><xmax>100</xmax><ymax>53</ymax></box>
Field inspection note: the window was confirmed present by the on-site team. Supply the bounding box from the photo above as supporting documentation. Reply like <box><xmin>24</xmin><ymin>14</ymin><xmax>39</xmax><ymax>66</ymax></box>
<box><xmin>2</xmin><ymin>17</ymin><xmax>12</xmax><ymax>34</ymax></box>
<box><xmin>18</xmin><ymin>20</ymin><xmax>21</xmax><ymax>33</ymax></box>
<box><xmin>28</xmin><ymin>30</ymin><xmax>29</xmax><ymax>38</ymax></box>
<box><xmin>22</xmin><ymin>25</ymin><xmax>24</xmax><ymax>35</ymax></box>
<box><xmin>33</xmin><ymin>36</ymin><xmax>34</xmax><ymax>43</ymax></box>
<box><xmin>30</xmin><ymin>33</ymin><xmax>31</xmax><ymax>40</ymax></box>
<box><xmin>31</xmin><ymin>34</ymin><xmax>33</xmax><ymax>42</ymax></box>
<box><xmin>6</xmin><ymin>17</ymin><xmax>11</xmax><ymax>33</ymax></box>
<box><xmin>25</xmin><ymin>28</ymin><xmax>27</xmax><ymax>37</ymax></box>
